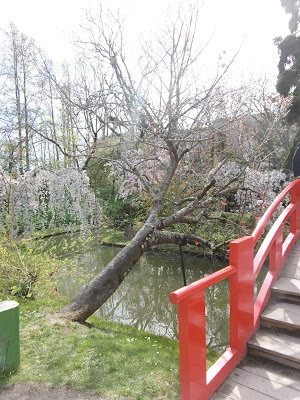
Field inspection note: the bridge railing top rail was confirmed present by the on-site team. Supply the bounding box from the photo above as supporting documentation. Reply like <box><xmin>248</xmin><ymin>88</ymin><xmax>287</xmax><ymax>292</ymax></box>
<box><xmin>251</xmin><ymin>181</ymin><xmax>296</xmax><ymax>245</ymax></box>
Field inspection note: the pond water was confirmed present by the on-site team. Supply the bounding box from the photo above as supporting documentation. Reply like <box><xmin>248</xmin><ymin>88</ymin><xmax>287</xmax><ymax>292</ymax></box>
<box><xmin>55</xmin><ymin>233</ymin><xmax>266</xmax><ymax>352</ymax></box>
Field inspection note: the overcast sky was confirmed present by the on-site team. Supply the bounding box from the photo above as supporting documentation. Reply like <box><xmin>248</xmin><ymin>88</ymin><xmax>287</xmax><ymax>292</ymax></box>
<box><xmin>0</xmin><ymin>0</ymin><xmax>290</xmax><ymax>88</ymax></box>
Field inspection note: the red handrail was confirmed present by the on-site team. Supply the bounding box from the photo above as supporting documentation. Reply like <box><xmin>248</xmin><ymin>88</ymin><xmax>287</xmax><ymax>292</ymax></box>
<box><xmin>170</xmin><ymin>179</ymin><xmax>300</xmax><ymax>400</ymax></box>
<box><xmin>169</xmin><ymin>265</ymin><xmax>237</xmax><ymax>304</ymax></box>
<box><xmin>251</xmin><ymin>181</ymin><xmax>296</xmax><ymax>244</ymax></box>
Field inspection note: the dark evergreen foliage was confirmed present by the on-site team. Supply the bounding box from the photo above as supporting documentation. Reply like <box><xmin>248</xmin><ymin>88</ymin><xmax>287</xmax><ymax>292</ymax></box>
<box><xmin>281</xmin><ymin>0</ymin><xmax>300</xmax><ymax>33</ymax></box>
<box><xmin>276</xmin><ymin>2</ymin><xmax>300</xmax><ymax>123</ymax></box>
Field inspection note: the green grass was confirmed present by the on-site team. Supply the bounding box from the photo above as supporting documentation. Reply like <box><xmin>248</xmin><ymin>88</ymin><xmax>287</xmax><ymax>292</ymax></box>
<box><xmin>98</xmin><ymin>226</ymin><xmax>130</xmax><ymax>246</ymax></box>
<box><xmin>0</xmin><ymin>292</ymin><xmax>219</xmax><ymax>399</ymax></box>
<box><xmin>32</xmin><ymin>224</ymin><xmax>130</xmax><ymax>247</ymax></box>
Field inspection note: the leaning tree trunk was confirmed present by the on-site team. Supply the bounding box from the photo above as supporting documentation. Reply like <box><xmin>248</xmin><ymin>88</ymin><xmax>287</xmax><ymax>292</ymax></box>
<box><xmin>61</xmin><ymin>221</ymin><xmax>155</xmax><ymax>322</ymax></box>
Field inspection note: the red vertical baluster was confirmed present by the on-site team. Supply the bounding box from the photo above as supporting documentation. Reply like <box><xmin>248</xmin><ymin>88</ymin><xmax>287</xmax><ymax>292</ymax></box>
<box><xmin>178</xmin><ymin>292</ymin><xmax>207</xmax><ymax>400</ymax></box>
<box><xmin>291</xmin><ymin>181</ymin><xmax>300</xmax><ymax>239</ymax></box>
<box><xmin>229</xmin><ymin>236</ymin><xmax>254</xmax><ymax>360</ymax></box>
<box><xmin>269</xmin><ymin>226</ymin><xmax>283</xmax><ymax>280</ymax></box>
<box><xmin>229</xmin><ymin>268</ymin><xmax>238</xmax><ymax>353</ymax></box>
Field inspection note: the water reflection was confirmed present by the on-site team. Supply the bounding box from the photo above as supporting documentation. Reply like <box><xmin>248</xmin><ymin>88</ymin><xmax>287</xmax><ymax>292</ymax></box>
<box><xmin>57</xmin><ymin>235</ymin><xmax>231</xmax><ymax>351</ymax></box>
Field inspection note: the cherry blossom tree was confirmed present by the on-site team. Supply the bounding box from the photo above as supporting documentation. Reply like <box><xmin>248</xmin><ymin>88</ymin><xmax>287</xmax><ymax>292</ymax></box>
<box><xmin>0</xmin><ymin>168</ymin><xmax>101</xmax><ymax>237</ymax></box>
<box><xmin>60</xmin><ymin>4</ymin><xmax>291</xmax><ymax>322</ymax></box>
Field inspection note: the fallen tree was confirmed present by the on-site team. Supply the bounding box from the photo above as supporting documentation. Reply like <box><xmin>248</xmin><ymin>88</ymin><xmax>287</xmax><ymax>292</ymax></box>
<box><xmin>60</xmin><ymin>4</ymin><xmax>289</xmax><ymax>322</ymax></box>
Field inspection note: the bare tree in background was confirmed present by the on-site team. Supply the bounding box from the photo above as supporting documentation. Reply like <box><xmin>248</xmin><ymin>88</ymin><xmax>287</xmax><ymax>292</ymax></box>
<box><xmin>0</xmin><ymin>24</ymin><xmax>42</xmax><ymax>173</ymax></box>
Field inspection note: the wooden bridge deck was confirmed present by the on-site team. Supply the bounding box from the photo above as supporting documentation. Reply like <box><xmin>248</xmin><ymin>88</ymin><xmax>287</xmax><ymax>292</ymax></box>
<box><xmin>211</xmin><ymin>355</ymin><xmax>300</xmax><ymax>400</ymax></box>
<box><xmin>211</xmin><ymin>240</ymin><xmax>300</xmax><ymax>400</ymax></box>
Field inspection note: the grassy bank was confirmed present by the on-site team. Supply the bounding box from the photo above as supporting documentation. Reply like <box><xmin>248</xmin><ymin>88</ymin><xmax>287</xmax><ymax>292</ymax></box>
<box><xmin>0</xmin><ymin>292</ymin><xmax>219</xmax><ymax>400</ymax></box>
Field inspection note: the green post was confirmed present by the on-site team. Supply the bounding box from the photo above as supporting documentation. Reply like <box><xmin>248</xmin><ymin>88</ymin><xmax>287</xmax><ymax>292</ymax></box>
<box><xmin>0</xmin><ymin>300</ymin><xmax>20</xmax><ymax>372</ymax></box>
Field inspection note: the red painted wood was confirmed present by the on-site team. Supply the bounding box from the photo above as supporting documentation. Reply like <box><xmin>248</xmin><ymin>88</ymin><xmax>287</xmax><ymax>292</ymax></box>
<box><xmin>169</xmin><ymin>180</ymin><xmax>300</xmax><ymax>400</ymax></box>
<box><xmin>252</xmin><ymin>181</ymin><xmax>296</xmax><ymax>244</ymax></box>
<box><xmin>291</xmin><ymin>181</ymin><xmax>300</xmax><ymax>236</ymax></box>
<box><xmin>229</xmin><ymin>236</ymin><xmax>254</xmax><ymax>357</ymax></box>
<box><xmin>177</xmin><ymin>293</ymin><xmax>207</xmax><ymax>399</ymax></box>
<box><xmin>169</xmin><ymin>265</ymin><xmax>237</xmax><ymax>304</ymax></box>
<box><xmin>253</xmin><ymin>203</ymin><xmax>295</xmax><ymax>279</ymax></box>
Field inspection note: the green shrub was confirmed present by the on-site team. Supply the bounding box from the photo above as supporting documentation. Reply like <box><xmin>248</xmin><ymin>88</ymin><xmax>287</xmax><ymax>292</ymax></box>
<box><xmin>95</xmin><ymin>188</ymin><xmax>140</xmax><ymax>228</ymax></box>
<box><xmin>0</xmin><ymin>234</ymin><xmax>69</xmax><ymax>298</ymax></box>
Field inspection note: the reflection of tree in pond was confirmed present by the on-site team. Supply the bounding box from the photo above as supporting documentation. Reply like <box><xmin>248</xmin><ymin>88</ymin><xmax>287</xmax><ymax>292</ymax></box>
<box><xmin>205</xmin><ymin>281</ymin><xmax>230</xmax><ymax>351</ymax></box>
<box><xmin>57</xmin><ymin>235</ymin><xmax>230</xmax><ymax>352</ymax></box>
<box><xmin>98</xmin><ymin>254</ymin><xmax>186</xmax><ymax>338</ymax></box>
<box><xmin>99</xmin><ymin>255</ymin><xmax>230</xmax><ymax>353</ymax></box>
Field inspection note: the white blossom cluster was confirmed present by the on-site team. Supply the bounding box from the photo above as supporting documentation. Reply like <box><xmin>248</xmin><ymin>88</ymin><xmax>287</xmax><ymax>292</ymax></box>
<box><xmin>214</xmin><ymin>161</ymin><xmax>242</xmax><ymax>181</ymax></box>
<box><xmin>0</xmin><ymin>168</ymin><xmax>101</xmax><ymax>236</ymax></box>
<box><xmin>212</xmin><ymin>161</ymin><xmax>291</xmax><ymax>215</ymax></box>
<box><xmin>117</xmin><ymin>172</ymin><xmax>141</xmax><ymax>200</ymax></box>
<box><xmin>235</xmin><ymin>167</ymin><xmax>290</xmax><ymax>212</ymax></box>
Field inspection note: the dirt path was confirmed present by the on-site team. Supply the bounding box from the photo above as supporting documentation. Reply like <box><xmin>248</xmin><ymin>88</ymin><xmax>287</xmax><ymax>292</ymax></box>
<box><xmin>0</xmin><ymin>383</ymin><xmax>121</xmax><ymax>400</ymax></box>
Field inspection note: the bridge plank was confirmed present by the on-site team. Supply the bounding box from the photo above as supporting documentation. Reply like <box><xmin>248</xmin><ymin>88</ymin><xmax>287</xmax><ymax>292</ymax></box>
<box><xmin>211</xmin><ymin>394</ymin><xmax>234</xmax><ymax>400</ymax></box>
<box><xmin>261</xmin><ymin>301</ymin><xmax>300</xmax><ymax>329</ymax></box>
<box><xmin>241</xmin><ymin>357</ymin><xmax>300</xmax><ymax>392</ymax></box>
<box><xmin>211</xmin><ymin>393</ymin><xmax>236</xmax><ymax>400</ymax></box>
<box><xmin>215</xmin><ymin>377</ymin><xmax>277</xmax><ymax>400</ymax></box>
<box><xmin>281</xmin><ymin>260</ymin><xmax>300</xmax><ymax>279</ymax></box>
<box><xmin>272</xmin><ymin>277</ymin><xmax>300</xmax><ymax>297</ymax></box>
<box><xmin>248</xmin><ymin>328</ymin><xmax>300</xmax><ymax>365</ymax></box>
<box><xmin>227</xmin><ymin>366</ymin><xmax>300</xmax><ymax>400</ymax></box>
<box><xmin>212</xmin><ymin>356</ymin><xmax>300</xmax><ymax>400</ymax></box>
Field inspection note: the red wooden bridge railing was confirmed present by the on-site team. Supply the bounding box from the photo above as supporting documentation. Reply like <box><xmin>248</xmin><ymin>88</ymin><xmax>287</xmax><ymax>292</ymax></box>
<box><xmin>170</xmin><ymin>180</ymin><xmax>300</xmax><ymax>400</ymax></box>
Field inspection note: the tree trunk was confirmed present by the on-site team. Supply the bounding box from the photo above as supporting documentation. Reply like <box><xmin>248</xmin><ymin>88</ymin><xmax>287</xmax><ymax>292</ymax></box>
<box><xmin>60</xmin><ymin>222</ymin><xmax>154</xmax><ymax>322</ymax></box>
<box><xmin>8</xmin><ymin>183</ymin><xmax>15</xmax><ymax>239</ymax></box>
<box><xmin>284</xmin><ymin>127</ymin><xmax>300</xmax><ymax>170</ymax></box>
<box><xmin>23</xmin><ymin>70</ymin><xmax>30</xmax><ymax>172</ymax></box>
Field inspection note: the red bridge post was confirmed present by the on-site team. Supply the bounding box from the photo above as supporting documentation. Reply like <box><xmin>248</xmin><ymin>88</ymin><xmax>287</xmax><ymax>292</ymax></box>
<box><xmin>291</xmin><ymin>180</ymin><xmax>300</xmax><ymax>238</ymax></box>
<box><xmin>177</xmin><ymin>293</ymin><xmax>206</xmax><ymax>400</ymax></box>
<box><xmin>229</xmin><ymin>236</ymin><xmax>254</xmax><ymax>359</ymax></box>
